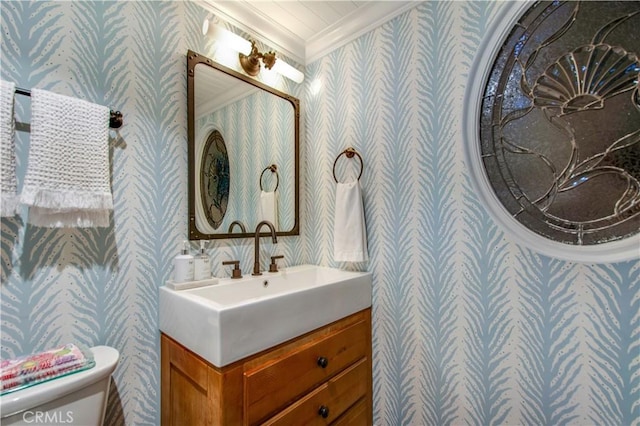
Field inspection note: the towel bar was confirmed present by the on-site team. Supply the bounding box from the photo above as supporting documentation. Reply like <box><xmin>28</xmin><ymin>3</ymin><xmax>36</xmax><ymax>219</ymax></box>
<box><xmin>14</xmin><ymin>87</ymin><xmax>123</xmax><ymax>129</ymax></box>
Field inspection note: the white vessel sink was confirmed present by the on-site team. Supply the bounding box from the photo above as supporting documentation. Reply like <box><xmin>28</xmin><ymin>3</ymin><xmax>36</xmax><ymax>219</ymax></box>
<box><xmin>159</xmin><ymin>264</ymin><xmax>372</xmax><ymax>367</ymax></box>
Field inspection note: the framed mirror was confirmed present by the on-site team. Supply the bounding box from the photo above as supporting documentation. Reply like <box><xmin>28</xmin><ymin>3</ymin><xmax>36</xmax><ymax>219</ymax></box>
<box><xmin>187</xmin><ymin>50</ymin><xmax>300</xmax><ymax>239</ymax></box>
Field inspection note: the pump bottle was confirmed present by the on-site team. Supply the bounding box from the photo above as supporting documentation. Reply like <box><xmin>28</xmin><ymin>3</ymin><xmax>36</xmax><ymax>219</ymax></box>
<box><xmin>173</xmin><ymin>241</ymin><xmax>194</xmax><ymax>283</ymax></box>
<box><xmin>193</xmin><ymin>240</ymin><xmax>211</xmax><ymax>281</ymax></box>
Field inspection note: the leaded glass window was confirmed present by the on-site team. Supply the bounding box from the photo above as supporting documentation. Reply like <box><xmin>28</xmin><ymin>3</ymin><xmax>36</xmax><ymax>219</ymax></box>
<box><xmin>480</xmin><ymin>1</ymin><xmax>640</xmax><ymax>245</ymax></box>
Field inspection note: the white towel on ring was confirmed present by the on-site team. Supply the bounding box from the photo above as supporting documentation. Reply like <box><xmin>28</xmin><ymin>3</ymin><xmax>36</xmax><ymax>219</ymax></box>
<box><xmin>333</xmin><ymin>180</ymin><xmax>368</xmax><ymax>262</ymax></box>
<box><xmin>260</xmin><ymin>190</ymin><xmax>279</xmax><ymax>231</ymax></box>
<box><xmin>20</xmin><ymin>89</ymin><xmax>112</xmax><ymax>227</ymax></box>
<box><xmin>0</xmin><ymin>80</ymin><xmax>19</xmax><ymax>217</ymax></box>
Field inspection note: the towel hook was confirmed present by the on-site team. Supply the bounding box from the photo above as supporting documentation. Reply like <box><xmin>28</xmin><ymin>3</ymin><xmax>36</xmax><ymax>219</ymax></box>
<box><xmin>260</xmin><ymin>164</ymin><xmax>279</xmax><ymax>191</ymax></box>
<box><xmin>333</xmin><ymin>147</ymin><xmax>363</xmax><ymax>183</ymax></box>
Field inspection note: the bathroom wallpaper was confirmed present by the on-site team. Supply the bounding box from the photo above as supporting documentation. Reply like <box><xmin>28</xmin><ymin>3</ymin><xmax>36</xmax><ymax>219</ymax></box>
<box><xmin>1</xmin><ymin>1</ymin><xmax>638</xmax><ymax>426</ymax></box>
<box><xmin>0</xmin><ymin>2</ymin><xmax>303</xmax><ymax>425</ymax></box>
<box><xmin>196</xmin><ymin>89</ymin><xmax>295</xmax><ymax>234</ymax></box>
<box><xmin>304</xmin><ymin>1</ymin><xmax>639</xmax><ymax>426</ymax></box>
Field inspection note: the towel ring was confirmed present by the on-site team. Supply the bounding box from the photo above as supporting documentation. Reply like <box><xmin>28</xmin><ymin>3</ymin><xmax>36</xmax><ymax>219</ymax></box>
<box><xmin>333</xmin><ymin>147</ymin><xmax>363</xmax><ymax>183</ymax></box>
<box><xmin>260</xmin><ymin>164</ymin><xmax>279</xmax><ymax>191</ymax></box>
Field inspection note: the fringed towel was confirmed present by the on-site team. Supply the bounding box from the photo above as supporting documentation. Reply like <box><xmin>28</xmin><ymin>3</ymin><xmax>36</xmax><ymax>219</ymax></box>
<box><xmin>0</xmin><ymin>343</ymin><xmax>95</xmax><ymax>395</ymax></box>
<box><xmin>333</xmin><ymin>181</ymin><xmax>368</xmax><ymax>262</ymax></box>
<box><xmin>20</xmin><ymin>89</ymin><xmax>112</xmax><ymax>227</ymax></box>
<box><xmin>260</xmin><ymin>190</ymin><xmax>279</xmax><ymax>231</ymax></box>
<box><xmin>0</xmin><ymin>80</ymin><xmax>19</xmax><ymax>217</ymax></box>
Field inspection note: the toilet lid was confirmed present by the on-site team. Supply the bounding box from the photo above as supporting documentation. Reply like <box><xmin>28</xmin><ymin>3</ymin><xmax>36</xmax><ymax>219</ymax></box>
<box><xmin>0</xmin><ymin>346</ymin><xmax>118</xmax><ymax>418</ymax></box>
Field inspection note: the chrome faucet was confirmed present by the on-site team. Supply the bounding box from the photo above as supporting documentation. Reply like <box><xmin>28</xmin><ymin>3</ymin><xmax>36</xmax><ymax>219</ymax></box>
<box><xmin>253</xmin><ymin>220</ymin><xmax>277</xmax><ymax>275</ymax></box>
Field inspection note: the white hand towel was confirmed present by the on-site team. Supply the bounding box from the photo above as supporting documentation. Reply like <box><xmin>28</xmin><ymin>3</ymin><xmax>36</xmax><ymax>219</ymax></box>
<box><xmin>20</xmin><ymin>89</ymin><xmax>112</xmax><ymax>227</ymax></box>
<box><xmin>0</xmin><ymin>80</ymin><xmax>19</xmax><ymax>217</ymax></box>
<box><xmin>260</xmin><ymin>190</ymin><xmax>279</xmax><ymax>230</ymax></box>
<box><xmin>333</xmin><ymin>181</ymin><xmax>368</xmax><ymax>262</ymax></box>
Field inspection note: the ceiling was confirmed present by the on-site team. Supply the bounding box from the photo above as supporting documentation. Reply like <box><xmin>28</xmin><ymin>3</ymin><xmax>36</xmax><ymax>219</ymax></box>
<box><xmin>230</xmin><ymin>1</ymin><xmax>368</xmax><ymax>42</ymax></box>
<box><xmin>199</xmin><ymin>1</ymin><xmax>414</xmax><ymax>64</ymax></box>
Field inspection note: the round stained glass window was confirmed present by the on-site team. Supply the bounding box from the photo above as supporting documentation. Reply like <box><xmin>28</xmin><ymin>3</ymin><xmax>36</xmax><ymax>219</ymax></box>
<box><xmin>200</xmin><ymin>129</ymin><xmax>230</xmax><ymax>230</ymax></box>
<box><xmin>480</xmin><ymin>1</ymin><xmax>640</xmax><ymax>246</ymax></box>
<box><xmin>464</xmin><ymin>1</ymin><xmax>640</xmax><ymax>262</ymax></box>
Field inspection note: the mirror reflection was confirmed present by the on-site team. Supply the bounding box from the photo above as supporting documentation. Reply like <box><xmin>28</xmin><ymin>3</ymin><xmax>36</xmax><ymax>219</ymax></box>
<box><xmin>187</xmin><ymin>50</ymin><xmax>300</xmax><ymax>239</ymax></box>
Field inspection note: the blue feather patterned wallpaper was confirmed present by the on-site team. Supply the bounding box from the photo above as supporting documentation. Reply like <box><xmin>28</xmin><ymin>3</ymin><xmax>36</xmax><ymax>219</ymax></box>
<box><xmin>1</xmin><ymin>1</ymin><xmax>638</xmax><ymax>426</ymax></box>
<box><xmin>305</xmin><ymin>2</ymin><xmax>638</xmax><ymax>425</ymax></box>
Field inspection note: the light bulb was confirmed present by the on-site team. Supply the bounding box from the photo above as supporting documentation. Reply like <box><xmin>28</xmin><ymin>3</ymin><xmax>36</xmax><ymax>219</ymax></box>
<box><xmin>272</xmin><ymin>59</ymin><xmax>304</xmax><ymax>83</ymax></box>
<box><xmin>202</xmin><ymin>18</ymin><xmax>252</xmax><ymax>56</ymax></box>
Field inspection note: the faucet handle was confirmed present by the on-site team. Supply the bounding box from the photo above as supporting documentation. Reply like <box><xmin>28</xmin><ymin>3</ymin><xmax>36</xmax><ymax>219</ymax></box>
<box><xmin>269</xmin><ymin>255</ymin><xmax>284</xmax><ymax>273</ymax></box>
<box><xmin>222</xmin><ymin>260</ymin><xmax>242</xmax><ymax>279</ymax></box>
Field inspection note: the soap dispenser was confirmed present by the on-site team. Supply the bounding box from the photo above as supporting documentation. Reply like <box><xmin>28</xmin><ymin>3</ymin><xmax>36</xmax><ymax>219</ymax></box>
<box><xmin>173</xmin><ymin>240</ymin><xmax>194</xmax><ymax>283</ymax></box>
<box><xmin>193</xmin><ymin>240</ymin><xmax>211</xmax><ymax>281</ymax></box>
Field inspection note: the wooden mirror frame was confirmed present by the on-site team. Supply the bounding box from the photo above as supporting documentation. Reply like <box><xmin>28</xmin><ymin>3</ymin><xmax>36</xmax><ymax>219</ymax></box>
<box><xmin>187</xmin><ymin>50</ymin><xmax>300</xmax><ymax>240</ymax></box>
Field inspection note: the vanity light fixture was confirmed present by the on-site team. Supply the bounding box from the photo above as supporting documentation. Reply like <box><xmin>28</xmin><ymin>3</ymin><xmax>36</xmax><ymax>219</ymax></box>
<box><xmin>202</xmin><ymin>15</ymin><xmax>304</xmax><ymax>84</ymax></box>
<box><xmin>269</xmin><ymin>53</ymin><xmax>305</xmax><ymax>84</ymax></box>
<box><xmin>239</xmin><ymin>41</ymin><xmax>277</xmax><ymax>76</ymax></box>
<box><xmin>202</xmin><ymin>16</ymin><xmax>252</xmax><ymax>56</ymax></box>
<box><xmin>239</xmin><ymin>41</ymin><xmax>305</xmax><ymax>84</ymax></box>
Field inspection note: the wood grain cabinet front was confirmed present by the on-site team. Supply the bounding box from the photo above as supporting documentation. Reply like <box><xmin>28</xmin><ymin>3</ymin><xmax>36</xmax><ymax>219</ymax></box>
<box><xmin>161</xmin><ymin>308</ymin><xmax>372</xmax><ymax>426</ymax></box>
<box><xmin>261</xmin><ymin>358</ymin><xmax>368</xmax><ymax>426</ymax></box>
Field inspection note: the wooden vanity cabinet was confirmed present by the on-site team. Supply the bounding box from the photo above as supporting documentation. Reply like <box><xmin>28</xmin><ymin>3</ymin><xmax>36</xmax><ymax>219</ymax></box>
<box><xmin>161</xmin><ymin>309</ymin><xmax>372</xmax><ymax>426</ymax></box>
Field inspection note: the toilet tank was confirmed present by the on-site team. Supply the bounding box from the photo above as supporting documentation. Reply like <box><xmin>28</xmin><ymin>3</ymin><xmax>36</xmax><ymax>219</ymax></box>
<box><xmin>0</xmin><ymin>346</ymin><xmax>119</xmax><ymax>426</ymax></box>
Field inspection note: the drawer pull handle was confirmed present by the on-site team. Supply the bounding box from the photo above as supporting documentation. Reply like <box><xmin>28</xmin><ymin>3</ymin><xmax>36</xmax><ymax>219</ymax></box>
<box><xmin>318</xmin><ymin>405</ymin><xmax>330</xmax><ymax>418</ymax></box>
<box><xmin>317</xmin><ymin>356</ymin><xmax>329</xmax><ymax>368</ymax></box>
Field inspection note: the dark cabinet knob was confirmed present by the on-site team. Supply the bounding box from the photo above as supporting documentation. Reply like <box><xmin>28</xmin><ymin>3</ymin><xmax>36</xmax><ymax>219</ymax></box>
<box><xmin>318</xmin><ymin>405</ymin><xmax>329</xmax><ymax>418</ymax></box>
<box><xmin>317</xmin><ymin>356</ymin><xmax>328</xmax><ymax>368</ymax></box>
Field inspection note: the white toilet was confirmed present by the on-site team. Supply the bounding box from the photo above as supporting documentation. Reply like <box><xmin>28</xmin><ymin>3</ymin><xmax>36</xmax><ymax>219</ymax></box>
<box><xmin>0</xmin><ymin>346</ymin><xmax>119</xmax><ymax>426</ymax></box>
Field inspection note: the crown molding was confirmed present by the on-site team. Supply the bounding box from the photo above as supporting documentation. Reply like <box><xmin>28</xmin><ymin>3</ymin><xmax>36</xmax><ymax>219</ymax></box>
<box><xmin>306</xmin><ymin>1</ymin><xmax>415</xmax><ymax>64</ymax></box>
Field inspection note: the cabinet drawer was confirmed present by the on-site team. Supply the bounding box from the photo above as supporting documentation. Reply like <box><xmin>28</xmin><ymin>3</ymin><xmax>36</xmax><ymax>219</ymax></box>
<box><xmin>261</xmin><ymin>358</ymin><xmax>368</xmax><ymax>426</ymax></box>
<box><xmin>245</xmin><ymin>319</ymin><xmax>368</xmax><ymax>425</ymax></box>
<box><xmin>332</xmin><ymin>398</ymin><xmax>368</xmax><ymax>426</ymax></box>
